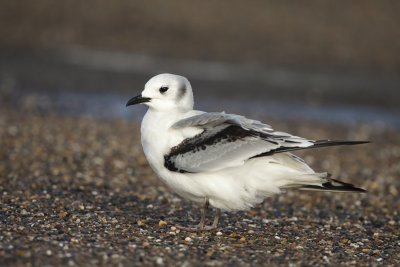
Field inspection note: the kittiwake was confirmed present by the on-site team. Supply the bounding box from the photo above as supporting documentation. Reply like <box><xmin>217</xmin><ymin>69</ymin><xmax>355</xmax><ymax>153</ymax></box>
<box><xmin>126</xmin><ymin>73</ymin><xmax>368</xmax><ymax>231</ymax></box>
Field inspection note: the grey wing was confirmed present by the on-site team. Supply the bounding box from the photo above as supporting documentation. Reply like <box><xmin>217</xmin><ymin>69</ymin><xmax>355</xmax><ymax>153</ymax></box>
<box><xmin>171</xmin><ymin>111</ymin><xmax>273</xmax><ymax>131</ymax></box>
<box><xmin>165</xmin><ymin>112</ymin><xmax>314</xmax><ymax>173</ymax></box>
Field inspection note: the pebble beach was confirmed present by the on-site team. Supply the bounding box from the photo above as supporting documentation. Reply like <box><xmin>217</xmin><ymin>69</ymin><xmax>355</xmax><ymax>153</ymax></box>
<box><xmin>1</xmin><ymin>91</ymin><xmax>399</xmax><ymax>266</ymax></box>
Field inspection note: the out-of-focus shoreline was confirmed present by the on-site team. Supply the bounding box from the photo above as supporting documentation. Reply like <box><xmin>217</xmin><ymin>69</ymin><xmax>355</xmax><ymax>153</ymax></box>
<box><xmin>1</xmin><ymin>47</ymin><xmax>399</xmax><ymax>128</ymax></box>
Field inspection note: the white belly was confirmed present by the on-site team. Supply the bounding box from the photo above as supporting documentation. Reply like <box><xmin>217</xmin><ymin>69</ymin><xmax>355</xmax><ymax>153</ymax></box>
<box><xmin>139</xmin><ymin>109</ymin><xmax>322</xmax><ymax>211</ymax></box>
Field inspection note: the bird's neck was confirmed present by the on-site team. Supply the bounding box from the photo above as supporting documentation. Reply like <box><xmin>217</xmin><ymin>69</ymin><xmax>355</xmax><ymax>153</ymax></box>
<box><xmin>144</xmin><ymin>108</ymin><xmax>186</xmax><ymax>127</ymax></box>
<box><xmin>140</xmin><ymin>108</ymin><xmax>184</xmax><ymax>166</ymax></box>
<box><xmin>140</xmin><ymin>108</ymin><xmax>201</xmax><ymax>174</ymax></box>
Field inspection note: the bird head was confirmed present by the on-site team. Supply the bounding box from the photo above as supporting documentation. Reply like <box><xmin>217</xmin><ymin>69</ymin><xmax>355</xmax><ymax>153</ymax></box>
<box><xmin>126</xmin><ymin>73</ymin><xmax>194</xmax><ymax>112</ymax></box>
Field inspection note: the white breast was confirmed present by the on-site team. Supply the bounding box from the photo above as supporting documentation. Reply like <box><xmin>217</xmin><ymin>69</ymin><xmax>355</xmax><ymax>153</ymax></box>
<box><xmin>140</xmin><ymin>109</ymin><xmax>202</xmax><ymax>174</ymax></box>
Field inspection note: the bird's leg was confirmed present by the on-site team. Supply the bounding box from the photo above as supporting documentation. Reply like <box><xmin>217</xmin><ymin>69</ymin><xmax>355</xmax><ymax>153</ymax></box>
<box><xmin>203</xmin><ymin>209</ymin><xmax>220</xmax><ymax>231</ymax></box>
<box><xmin>197</xmin><ymin>199</ymin><xmax>209</xmax><ymax>230</ymax></box>
<box><xmin>176</xmin><ymin>199</ymin><xmax>211</xmax><ymax>232</ymax></box>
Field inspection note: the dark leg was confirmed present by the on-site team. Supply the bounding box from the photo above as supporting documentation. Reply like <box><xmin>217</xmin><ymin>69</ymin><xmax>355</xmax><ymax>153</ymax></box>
<box><xmin>176</xmin><ymin>199</ymin><xmax>210</xmax><ymax>232</ymax></box>
<box><xmin>175</xmin><ymin>199</ymin><xmax>220</xmax><ymax>232</ymax></box>
<box><xmin>197</xmin><ymin>199</ymin><xmax>209</xmax><ymax>229</ymax></box>
<box><xmin>204</xmin><ymin>209</ymin><xmax>220</xmax><ymax>230</ymax></box>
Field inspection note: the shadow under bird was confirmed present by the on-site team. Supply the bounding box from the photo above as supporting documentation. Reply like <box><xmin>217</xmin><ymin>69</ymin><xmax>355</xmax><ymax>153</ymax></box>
<box><xmin>126</xmin><ymin>73</ymin><xmax>368</xmax><ymax>231</ymax></box>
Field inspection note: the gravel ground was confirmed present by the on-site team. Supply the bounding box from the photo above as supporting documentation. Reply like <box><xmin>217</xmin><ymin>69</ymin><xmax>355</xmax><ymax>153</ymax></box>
<box><xmin>1</xmin><ymin>97</ymin><xmax>400</xmax><ymax>266</ymax></box>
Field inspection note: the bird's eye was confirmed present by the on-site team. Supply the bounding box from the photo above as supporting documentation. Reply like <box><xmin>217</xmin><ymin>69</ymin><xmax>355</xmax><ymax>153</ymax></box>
<box><xmin>159</xmin><ymin>86</ymin><xmax>169</xmax><ymax>93</ymax></box>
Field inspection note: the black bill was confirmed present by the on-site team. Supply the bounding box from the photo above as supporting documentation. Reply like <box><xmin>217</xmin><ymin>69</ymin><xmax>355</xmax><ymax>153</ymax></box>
<box><xmin>126</xmin><ymin>94</ymin><xmax>151</xmax><ymax>107</ymax></box>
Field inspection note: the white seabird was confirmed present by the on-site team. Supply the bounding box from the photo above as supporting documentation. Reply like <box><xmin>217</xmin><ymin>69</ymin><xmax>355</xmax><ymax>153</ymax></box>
<box><xmin>126</xmin><ymin>73</ymin><xmax>367</xmax><ymax>231</ymax></box>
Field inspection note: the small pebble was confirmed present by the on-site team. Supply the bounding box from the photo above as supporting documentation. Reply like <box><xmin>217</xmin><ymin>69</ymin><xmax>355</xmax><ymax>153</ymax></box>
<box><xmin>156</xmin><ymin>257</ymin><xmax>163</xmax><ymax>265</ymax></box>
<box><xmin>21</xmin><ymin>209</ymin><xmax>28</xmax><ymax>215</ymax></box>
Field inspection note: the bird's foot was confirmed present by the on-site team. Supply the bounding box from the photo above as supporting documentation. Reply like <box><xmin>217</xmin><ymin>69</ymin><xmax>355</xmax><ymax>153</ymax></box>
<box><xmin>203</xmin><ymin>224</ymin><xmax>218</xmax><ymax>231</ymax></box>
<box><xmin>175</xmin><ymin>200</ymin><xmax>220</xmax><ymax>232</ymax></box>
<box><xmin>175</xmin><ymin>223</ymin><xmax>218</xmax><ymax>232</ymax></box>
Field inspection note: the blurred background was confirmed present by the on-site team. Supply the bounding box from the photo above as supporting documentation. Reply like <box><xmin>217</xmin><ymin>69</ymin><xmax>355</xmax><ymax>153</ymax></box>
<box><xmin>0</xmin><ymin>0</ymin><xmax>399</xmax><ymax>124</ymax></box>
<box><xmin>2</xmin><ymin>2</ymin><xmax>400</xmax><ymax>265</ymax></box>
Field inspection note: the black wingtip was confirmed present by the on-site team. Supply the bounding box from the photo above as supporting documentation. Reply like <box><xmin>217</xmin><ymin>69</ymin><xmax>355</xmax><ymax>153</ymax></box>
<box><xmin>251</xmin><ymin>139</ymin><xmax>371</xmax><ymax>159</ymax></box>
<box><xmin>314</xmin><ymin>140</ymin><xmax>371</xmax><ymax>147</ymax></box>
<box><xmin>301</xmin><ymin>178</ymin><xmax>367</xmax><ymax>193</ymax></box>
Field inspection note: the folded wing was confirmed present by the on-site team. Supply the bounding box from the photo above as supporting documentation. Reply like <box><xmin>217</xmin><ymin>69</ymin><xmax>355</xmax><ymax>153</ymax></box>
<box><xmin>165</xmin><ymin>112</ymin><xmax>315</xmax><ymax>173</ymax></box>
